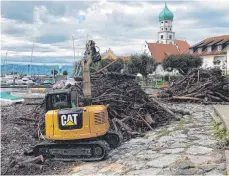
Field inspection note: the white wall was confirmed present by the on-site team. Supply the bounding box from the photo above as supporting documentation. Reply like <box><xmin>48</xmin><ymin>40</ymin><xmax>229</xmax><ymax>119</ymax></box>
<box><xmin>153</xmin><ymin>64</ymin><xmax>179</xmax><ymax>76</ymax></box>
<box><xmin>202</xmin><ymin>55</ymin><xmax>214</xmax><ymax>69</ymax></box>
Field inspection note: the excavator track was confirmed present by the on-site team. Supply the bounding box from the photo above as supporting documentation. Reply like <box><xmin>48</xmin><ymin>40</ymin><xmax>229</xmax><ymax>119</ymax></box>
<box><xmin>33</xmin><ymin>140</ymin><xmax>110</xmax><ymax>161</ymax></box>
<box><xmin>104</xmin><ymin>130</ymin><xmax>123</xmax><ymax>148</ymax></box>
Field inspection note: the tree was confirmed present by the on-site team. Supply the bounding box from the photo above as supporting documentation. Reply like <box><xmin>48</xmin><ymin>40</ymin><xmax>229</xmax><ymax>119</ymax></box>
<box><xmin>90</xmin><ymin>58</ymin><xmax>124</xmax><ymax>73</ymax></box>
<box><xmin>107</xmin><ymin>58</ymin><xmax>124</xmax><ymax>72</ymax></box>
<box><xmin>63</xmin><ymin>70</ymin><xmax>68</xmax><ymax>75</ymax></box>
<box><xmin>127</xmin><ymin>54</ymin><xmax>157</xmax><ymax>83</ymax></box>
<box><xmin>51</xmin><ymin>69</ymin><xmax>58</xmax><ymax>76</ymax></box>
<box><xmin>162</xmin><ymin>54</ymin><xmax>203</xmax><ymax>75</ymax></box>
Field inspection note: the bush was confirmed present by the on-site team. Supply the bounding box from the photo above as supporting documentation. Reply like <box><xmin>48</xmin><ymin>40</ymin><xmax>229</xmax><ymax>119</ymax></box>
<box><xmin>163</xmin><ymin>54</ymin><xmax>203</xmax><ymax>75</ymax></box>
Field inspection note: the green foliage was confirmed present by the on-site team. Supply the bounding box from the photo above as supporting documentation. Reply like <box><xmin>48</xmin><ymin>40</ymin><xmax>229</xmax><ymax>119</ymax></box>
<box><xmin>127</xmin><ymin>54</ymin><xmax>157</xmax><ymax>80</ymax></box>
<box><xmin>157</xmin><ymin>129</ymin><xmax>170</xmax><ymax>136</ymax></box>
<box><xmin>178</xmin><ymin>119</ymin><xmax>184</xmax><ymax>130</ymax></box>
<box><xmin>51</xmin><ymin>69</ymin><xmax>58</xmax><ymax>76</ymax></box>
<box><xmin>62</xmin><ymin>70</ymin><xmax>68</xmax><ymax>75</ymax></box>
<box><xmin>162</xmin><ymin>54</ymin><xmax>203</xmax><ymax>75</ymax></box>
<box><xmin>213</xmin><ymin>121</ymin><xmax>227</xmax><ymax>140</ymax></box>
<box><xmin>108</xmin><ymin>58</ymin><xmax>124</xmax><ymax>72</ymax></box>
<box><xmin>90</xmin><ymin>58</ymin><xmax>124</xmax><ymax>73</ymax></box>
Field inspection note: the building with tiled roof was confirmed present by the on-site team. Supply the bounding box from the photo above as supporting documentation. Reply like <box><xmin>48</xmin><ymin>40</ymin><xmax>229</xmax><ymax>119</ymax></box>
<box><xmin>189</xmin><ymin>35</ymin><xmax>229</xmax><ymax>74</ymax></box>
<box><xmin>102</xmin><ymin>48</ymin><xmax>130</xmax><ymax>61</ymax></box>
<box><xmin>143</xmin><ymin>3</ymin><xmax>190</xmax><ymax>64</ymax></box>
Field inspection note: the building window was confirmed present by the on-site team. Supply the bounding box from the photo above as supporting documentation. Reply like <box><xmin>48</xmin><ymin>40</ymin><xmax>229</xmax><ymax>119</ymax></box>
<box><xmin>162</xmin><ymin>28</ymin><xmax>163</xmax><ymax>31</ymax></box>
<box><xmin>170</xmin><ymin>28</ymin><xmax>171</xmax><ymax>31</ymax></box>
<box><xmin>165</xmin><ymin>28</ymin><xmax>167</xmax><ymax>31</ymax></box>
<box><xmin>217</xmin><ymin>45</ymin><xmax>222</xmax><ymax>51</ymax></box>
<box><xmin>161</xmin><ymin>35</ymin><xmax>163</xmax><ymax>39</ymax></box>
<box><xmin>165</xmin><ymin>21</ymin><xmax>168</xmax><ymax>23</ymax></box>
<box><xmin>169</xmin><ymin>35</ymin><xmax>172</xmax><ymax>39</ymax></box>
<box><xmin>161</xmin><ymin>21</ymin><xmax>163</xmax><ymax>24</ymax></box>
<box><xmin>207</xmin><ymin>46</ymin><xmax>211</xmax><ymax>52</ymax></box>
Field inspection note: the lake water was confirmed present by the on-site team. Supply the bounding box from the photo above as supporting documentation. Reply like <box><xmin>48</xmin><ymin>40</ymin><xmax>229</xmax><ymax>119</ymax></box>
<box><xmin>1</xmin><ymin>64</ymin><xmax>74</xmax><ymax>76</ymax></box>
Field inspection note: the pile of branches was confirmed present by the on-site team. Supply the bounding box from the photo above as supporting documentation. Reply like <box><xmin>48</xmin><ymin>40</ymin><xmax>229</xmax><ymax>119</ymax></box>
<box><xmin>159</xmin><ymin>68</ymin><xmax>229</xmax><ymax>102</ymax></box>
<box><xmin>31</xmin><ymin>72</ymin><xmax>179</xmax><ymax>140</ymax></box>
<box><xmin>72</xmin><ymin>72</ymin><xmax>178</xmax><ymax>139</ymax></box>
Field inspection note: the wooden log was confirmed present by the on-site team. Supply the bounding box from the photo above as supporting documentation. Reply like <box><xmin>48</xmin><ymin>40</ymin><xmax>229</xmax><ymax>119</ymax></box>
<box><xmin>144</xmin><ymin>114</ymin><xmax>155</xmax><ymax>125</ymax></box>
<box><xmin>138</xmin><ymin>115</ymin><xmax>153</xmax><ymax>130</ymax></box>
<box><xmin>215</xmin><ymin>91</ymin><xmax>229</xmax><ymax>101</ymax></box>
<box><xmin>149</xmin><ymin>98</ymin><xmax>180</xmax><ymax>120</ymax></box>
<box><xmin>168</xmin><ymin>108</ymin><xmax>191</xmax><ymax>115</ymax></box>
<box><xmin>172</xmin><ymin>96</ymin><xmax>203</xmax><ymax>101</ymax></box>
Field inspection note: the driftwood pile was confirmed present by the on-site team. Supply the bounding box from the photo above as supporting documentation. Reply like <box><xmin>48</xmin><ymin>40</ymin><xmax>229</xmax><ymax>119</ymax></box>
<box><xmin>90</xmin><ymin>72</ymin><xmax>178</xmax><ymax>139</ymax></box>
<box><xmin>31</xmin><ymin>72</ymin><xmax>179</xmax><ymax>140</ymax></box>
<box><xmin>159</xmin><ymin>68</ymin><xmax>229</xmax><ymax>102</ymax></box>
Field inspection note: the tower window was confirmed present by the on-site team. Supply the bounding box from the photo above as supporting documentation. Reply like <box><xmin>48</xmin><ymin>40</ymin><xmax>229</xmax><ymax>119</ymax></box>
<box><xmin>169</xmin><ymin>35</ymin><xmax>172</xmax><ymax>39</ymax></box>
<box><xmin>161</xmin><ymin>35</ymin><xmax>163</xmax><ymax>39</ymax></box>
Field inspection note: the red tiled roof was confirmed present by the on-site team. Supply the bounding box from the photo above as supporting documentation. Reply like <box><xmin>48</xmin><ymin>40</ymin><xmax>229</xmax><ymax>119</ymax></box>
<box><xmin>147</xmin><ymin>40</ymin><xmax>190</xmax><ymax>63</ymax></box>
<box><xmin>190</xmin><ymin>35</ymin><xmax>229</xmax><ymax>48</ymax></box>
<box><xmin>174</xmin><ymin>40</ymin><xmax>190</xmax><ymax>53</ymax></box>
<box><xmin>147</xmin><ymin>43</ymin><xmax>179</xmax><ymax>63</ymax></box>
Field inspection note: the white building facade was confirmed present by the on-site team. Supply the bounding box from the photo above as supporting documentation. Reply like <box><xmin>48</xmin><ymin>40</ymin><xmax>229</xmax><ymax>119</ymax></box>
<box><xmin>189</xmin><ymin>35</ymin><xmax>229</xmax><ymax>75</ymax></box>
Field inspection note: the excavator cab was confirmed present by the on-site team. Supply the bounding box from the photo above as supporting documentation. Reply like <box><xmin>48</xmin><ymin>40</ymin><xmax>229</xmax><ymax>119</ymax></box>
<box><xmin>45</xmin><ymin>89</ymin><xmax>72</xmax><ymax>112</ymax></box>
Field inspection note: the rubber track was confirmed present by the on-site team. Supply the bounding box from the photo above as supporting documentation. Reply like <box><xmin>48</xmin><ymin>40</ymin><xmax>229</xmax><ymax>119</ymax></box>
<box><xmin>33</xmin><ymin>140</ymin><xmax>110</xmax><ymax>161</ymax></box>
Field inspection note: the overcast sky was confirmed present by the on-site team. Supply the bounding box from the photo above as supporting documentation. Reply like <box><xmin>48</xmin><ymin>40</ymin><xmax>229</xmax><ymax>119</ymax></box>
<box><xmin>1</xmin><ymin>0</ymin><xmax>229</xmax><ymax>65</ymax></box>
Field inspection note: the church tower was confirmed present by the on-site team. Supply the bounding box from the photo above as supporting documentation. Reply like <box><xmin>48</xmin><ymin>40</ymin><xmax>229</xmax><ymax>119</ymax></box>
<box><xmin>158</xmin><ymin>3</ymin><xmax>175</xmax><ymax>44</ymax></box>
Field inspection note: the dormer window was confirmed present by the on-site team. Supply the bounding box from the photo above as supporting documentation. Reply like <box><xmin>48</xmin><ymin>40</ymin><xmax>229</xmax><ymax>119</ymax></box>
<box><xmin>207</xmin><ymin>46</ymin><xmax>211</xmax><ymax>52</ymax></box>
<box><xmin>217</xmin><ymin>45</ymin><xmax>222</xmax><ymax>51</ymax></box>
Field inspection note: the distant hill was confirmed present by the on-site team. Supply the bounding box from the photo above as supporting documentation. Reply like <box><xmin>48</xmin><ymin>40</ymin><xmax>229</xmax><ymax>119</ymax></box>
<box><xmin>1</xmin><ymin>64</ymin><xmax>73</xmax><ymax>76</ymax></box>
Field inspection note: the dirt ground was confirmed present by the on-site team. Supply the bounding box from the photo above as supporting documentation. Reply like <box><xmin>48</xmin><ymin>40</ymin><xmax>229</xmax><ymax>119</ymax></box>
<box><xmin>1</xmin><ymin>100</ymin><xmax>82</xmax><ymax>175</ymax></box>
<box><xmin>1</xmin><ymin>100</ymin><xmax>227</xmax><ymax>175</ymax></box>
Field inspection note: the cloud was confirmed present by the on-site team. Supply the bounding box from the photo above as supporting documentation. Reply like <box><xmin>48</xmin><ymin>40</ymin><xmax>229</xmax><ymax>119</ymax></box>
<box><xmin>1</xmin><ymin>0</ymin><xmax>229</xmax><ymax>64</ymax></box>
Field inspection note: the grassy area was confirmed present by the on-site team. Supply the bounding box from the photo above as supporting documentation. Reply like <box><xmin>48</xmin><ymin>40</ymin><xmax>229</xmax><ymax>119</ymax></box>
<box><xmin>157</xmin><ymin>129</ymin><xmax>170</xmax><ymax>136</ymax></box>
<box><xmin>213</xmin><ymin>120</ymin><xmax>228</xmax><ymax>140</ymax></box>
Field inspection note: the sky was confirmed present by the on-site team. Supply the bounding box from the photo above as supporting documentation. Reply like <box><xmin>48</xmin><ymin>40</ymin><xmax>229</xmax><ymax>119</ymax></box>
<box><xmin>1</xmin><ymin>0</ymin><xmax>229</xmax><ymax>65</ymax></box>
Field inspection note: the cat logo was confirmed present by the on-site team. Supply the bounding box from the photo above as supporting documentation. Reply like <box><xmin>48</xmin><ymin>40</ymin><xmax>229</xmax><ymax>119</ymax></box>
<box><xmin>61</xmin><ymin>114</ymin><xmax>78</xmax><ymax>126</ymax></box>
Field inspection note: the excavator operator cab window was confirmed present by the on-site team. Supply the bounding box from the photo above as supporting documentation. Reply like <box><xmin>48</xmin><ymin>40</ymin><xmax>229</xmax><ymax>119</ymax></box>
<box><xmin>45</xmin><ymin>92</ymin><xmax>72</xmax><ymax>112</ymax></box>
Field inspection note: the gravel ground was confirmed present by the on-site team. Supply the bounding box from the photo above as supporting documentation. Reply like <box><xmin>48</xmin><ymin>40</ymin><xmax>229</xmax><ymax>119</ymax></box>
<box><xmin>1</xmin><ymin>102</ymin><xmax>227</xmax><ymax>175</ymax></box>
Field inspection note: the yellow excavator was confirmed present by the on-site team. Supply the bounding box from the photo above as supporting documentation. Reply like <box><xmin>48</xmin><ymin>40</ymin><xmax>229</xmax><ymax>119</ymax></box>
<box><xmin>32</xmin><ymin>40</ymin><xmax>122</xmax><ymax>161</ymax></box>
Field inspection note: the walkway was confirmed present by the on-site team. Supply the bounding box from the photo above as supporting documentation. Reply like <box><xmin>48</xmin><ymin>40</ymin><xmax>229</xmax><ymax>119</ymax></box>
<box><xmin>69</xmin><ymin>103</ymin><xmax>226</xmax><ymax>175</ymax></box>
